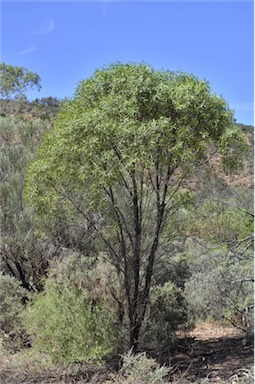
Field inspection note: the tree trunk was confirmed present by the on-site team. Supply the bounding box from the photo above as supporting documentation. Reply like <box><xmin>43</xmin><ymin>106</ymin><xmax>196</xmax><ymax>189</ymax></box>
<box><xmin>129</xmin><ymin>319</ymin><xmax>140</xmax><ymax>353</ymax></box>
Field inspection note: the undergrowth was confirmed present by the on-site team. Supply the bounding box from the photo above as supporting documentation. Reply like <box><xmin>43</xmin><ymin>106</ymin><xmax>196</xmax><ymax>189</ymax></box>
<box><xmin>0</xmin><ymin>346</ymin><xmax>253</xmax><ymax>384</ymax></box>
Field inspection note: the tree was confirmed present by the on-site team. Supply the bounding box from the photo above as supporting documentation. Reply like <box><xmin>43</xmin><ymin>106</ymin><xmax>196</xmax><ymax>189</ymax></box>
<box><xmin>0</xmin><ymin>63</ymin><xmax>41</xmax><ymax>114</ymax></box>
<box><xmin>25</xmin><ymin>63</ymin><xmax>247</xmax><ymax>352</ymax></box>
<box><xmin>30</xmin><ymin>97</ymin><xmax>61</xmax><ymax>120</ymax></box>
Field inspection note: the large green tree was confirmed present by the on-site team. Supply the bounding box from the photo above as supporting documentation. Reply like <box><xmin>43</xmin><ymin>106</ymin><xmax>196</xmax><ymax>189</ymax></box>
<box><xmin>25</xmin><ymin>63</ymin><xmax>246</xmax><ymax>351</ymax></box>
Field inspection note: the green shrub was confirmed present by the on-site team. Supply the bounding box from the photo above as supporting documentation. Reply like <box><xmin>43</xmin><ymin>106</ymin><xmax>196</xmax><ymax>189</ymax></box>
<box><xmin>24</xmin><ymin>272</ymin><xmax>113</xmax><ymax>364</ymax></box>
<box><xmin>139</xmin><ymin>281</ymin><xmax>191</xmax><ymax>359</ymax></box>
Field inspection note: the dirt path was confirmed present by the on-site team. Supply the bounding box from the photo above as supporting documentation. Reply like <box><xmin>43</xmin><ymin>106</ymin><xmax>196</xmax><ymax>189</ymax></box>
<box><xmin>172</xmin><ymin>323</ymin><xmax>254</xmax><ymax>382</ymax></box>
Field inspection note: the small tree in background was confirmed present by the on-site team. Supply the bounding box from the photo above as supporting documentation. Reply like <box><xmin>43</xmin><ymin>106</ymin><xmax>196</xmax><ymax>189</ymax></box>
<box><xmin>0</xmin><ymin>63</ymin><xmax>41</xmax><ymax>115</ymax></box>
<box><xmin>25</xmin><ymin>63</ymin><xmax>246</xmax><ymax>352</ymax></box>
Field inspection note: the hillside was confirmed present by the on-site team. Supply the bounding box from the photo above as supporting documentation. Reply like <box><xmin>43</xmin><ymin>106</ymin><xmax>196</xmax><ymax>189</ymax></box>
<box><xmin>0</xmin><ymin>97</ymin><xmax>61</xmax><ymax>121</ymax></box>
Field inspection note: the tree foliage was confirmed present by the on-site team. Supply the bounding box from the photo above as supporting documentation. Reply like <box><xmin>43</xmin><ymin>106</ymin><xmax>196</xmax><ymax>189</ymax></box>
<box><xmin>0</xmin><ymin>63</ymin><xmax>41</xmax><ymax>115</ymax></box>
<box><xmin>0</xmin><ymin>63</ymin><xmax>41</xmax><ymax>99</ymax></box>
<box><xmin>25</xmin><ymin>63</ymin><xmax>247</xmax><ymax>351</ymax></box>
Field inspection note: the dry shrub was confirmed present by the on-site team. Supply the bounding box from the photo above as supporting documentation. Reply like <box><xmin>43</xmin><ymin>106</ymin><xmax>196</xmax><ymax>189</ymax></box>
<box><xmin>0</xmin><ymin>273</ymin><xmax>29</xmax><ymax>351</ymax></box>
<box><xmin>104</xmin><ymin>349</ymin><xmax>170</xmax><ymax>384</ymax></box>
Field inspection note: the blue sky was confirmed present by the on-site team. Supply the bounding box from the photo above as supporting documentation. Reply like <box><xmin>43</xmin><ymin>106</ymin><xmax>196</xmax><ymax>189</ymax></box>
<box><xmin>1</xmin><ymin>0</ymin><xmax>254</xmax><ymax>125</ymax></box>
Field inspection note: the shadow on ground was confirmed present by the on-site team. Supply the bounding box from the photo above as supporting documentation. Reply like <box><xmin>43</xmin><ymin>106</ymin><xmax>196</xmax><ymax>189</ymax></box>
<box><xmin>170</xmin><ymin>334</ymin><xmax>254</xmax><ymax>382</ymax></box>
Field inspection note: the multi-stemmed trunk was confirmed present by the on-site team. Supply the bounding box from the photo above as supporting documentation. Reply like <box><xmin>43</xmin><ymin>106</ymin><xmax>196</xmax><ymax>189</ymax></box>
<box><xmin>124</xmin><ymin>165</ymin><xmax>173</xmax><ymax>352</ymax></box>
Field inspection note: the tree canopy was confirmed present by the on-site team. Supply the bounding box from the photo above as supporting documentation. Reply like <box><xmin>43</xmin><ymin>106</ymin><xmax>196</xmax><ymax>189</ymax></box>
<box><xmin>0</xmin><ymin>63</ymin><xmax>41</xmax><ymax>114</ymax></box>
<box><xmin>26</xmin><ymin>63</ymin><xmax>246</xmax><ymax>207</ymax></box>
<box><xmin>25</xmin><ymin>63</ymin><xmax>247</xmax><ymax>350</ymax></box>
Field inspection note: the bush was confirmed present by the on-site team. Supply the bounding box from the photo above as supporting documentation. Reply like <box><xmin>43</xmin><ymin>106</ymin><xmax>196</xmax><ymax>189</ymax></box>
<box><xmin>104</xmin><ymin>349</ymin><xmax>170</xmax><ymax>384</ymax></box>
<box><xmin>139</xmin><ymin>281</ymin><xmax>191</xmax><ymax>360</ymax></box>
<box><xmin>184</xmin><ymin>241</ymin><xmax>254</xmax><ymax>328</ymax></box>
<box><xmin>0</xmin><ymin>273</ymin><xmax>29</xmax><ymax>351</ymax></box>
<box><xmin>23</xmin><ymin>258</ymin><xmax>114</xmax><ymax>364</ymax></box>
<box><xmin>0</xmin><ymin>115</ymin><xmax>56</xmax><ymax>292</ymax></box>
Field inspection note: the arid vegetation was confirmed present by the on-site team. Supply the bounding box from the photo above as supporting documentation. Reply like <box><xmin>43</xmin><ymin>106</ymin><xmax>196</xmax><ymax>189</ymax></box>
<box><xmin>0</xmin><ymin>63</ymin><xmax>253</xmax><ymax>383</ymax></box>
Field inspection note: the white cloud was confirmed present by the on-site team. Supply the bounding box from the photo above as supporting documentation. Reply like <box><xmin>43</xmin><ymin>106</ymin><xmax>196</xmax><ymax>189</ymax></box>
<box><xmin>33</xmin><ymin>18</ymin><xmax>55</xmax><ymax>35</ymax></box>
<box><xmin>16</xmin><ymin>44</ymin><xmax>37</xmax><ymax>56</ymax></box>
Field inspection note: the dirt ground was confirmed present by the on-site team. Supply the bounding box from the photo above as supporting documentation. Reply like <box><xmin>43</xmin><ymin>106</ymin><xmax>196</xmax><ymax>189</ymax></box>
<box><xmin>171</xmin><ymin>323</ymin><xmax>254</xmax><ymax>382</ymax></box>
